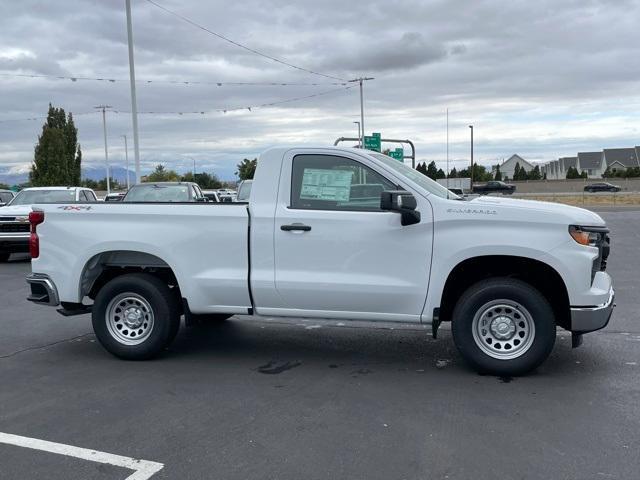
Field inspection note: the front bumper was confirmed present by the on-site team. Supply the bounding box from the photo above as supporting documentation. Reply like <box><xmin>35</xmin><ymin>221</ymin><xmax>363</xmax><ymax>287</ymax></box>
<box><xmin>570</xmin><ymin>288</ymin><xmax>615</xmax><ymax>333</ymax></box>
<box><xmin>0</xmin><ymin>233</ymin><xmax>29</xmax><ymax>253</ymax></box>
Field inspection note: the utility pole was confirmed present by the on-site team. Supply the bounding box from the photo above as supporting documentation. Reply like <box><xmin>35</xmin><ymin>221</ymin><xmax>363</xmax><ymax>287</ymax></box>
<box><xmin>446</xmin><ymin>109</ymin><xmax>449</xmax><ymax>190</ymax></box>
<box><xmin>126</xmin><ymin>0</ymin><xmax>141</xmax><ymax>184</ymax></box>
<box><xmin>353</xmin><ymin>121</ymin><xmax>361</xmax><ymax>147</ymax></box>
<box><xmin>95</xmin><ymin>105</ymin><xmax>112</xmax><ymax>194</ymax></box>
<box><xmin>121</xmin><ymin>135</ymin><xmax>130</xmax><ymax>190</ymax></box>
<box><xmin>469</xmin><ymin>124</ymin><xmax>474</xmax><ymax>190</ymax></box>
<box><xmin>348</xmin><ymin>77</ymin><xmax>374</xmax><ymax>148</ymax></box>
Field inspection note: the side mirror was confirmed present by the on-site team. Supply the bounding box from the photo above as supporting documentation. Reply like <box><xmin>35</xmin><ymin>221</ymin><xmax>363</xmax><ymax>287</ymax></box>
<box><xmin>196</xmin><ymin>197</ymin><xmax>208</xmax><ymax>203</ymax></box>
<box><xmin>380</xmin><ymin>190</ymin><xmax>421</xmax><ymax>226</ymax></box>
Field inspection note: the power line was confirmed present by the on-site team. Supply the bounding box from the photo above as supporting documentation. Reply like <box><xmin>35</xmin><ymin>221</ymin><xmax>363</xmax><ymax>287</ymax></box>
<box><xmin>116</xmin><ymin>85</ymin><xmax>356</xmax><ymax>115</ymax></box>
<box><xmin>0</xmin><ymin>72</ymin><xmax>347</xmax><ymax>86</ymax></box>
<box><xmin>143</xmin><ymin>0</ymin><xmax>347</xmax><ymax>82</ymax></box>
<box><xmin>0</xmin><ymin>85</ymin><xmax>355</xmax><ymax>124</ymax></box>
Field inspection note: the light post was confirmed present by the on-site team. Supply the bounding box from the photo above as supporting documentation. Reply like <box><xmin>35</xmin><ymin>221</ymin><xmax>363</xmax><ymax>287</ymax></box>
<box><xmin>125</xmin><ymin>0</ymin><xmax>141</xmax><ymax>184</ymax></box>
<box><xmin>121</xmin><ymin>135</ymin><xmax>130</xmax><ymax>190</ymax></box>
<box><xmin>95</xmin><ymin>105</ymin><xmax>112</xmax><ymax>194</ymax></box>
<box><xmin>181</xmin><ymin>155</ymin><xmax>196</xmax><ymax>179</ymax></box>
<box><xmin>348</xmin><ymin>77</ymin><xmax>374</xmax><ymax>148</ymax></box>
<box><xmin>469</xmin><ymin>125</ymin><xmax>474</xmax><ymax>190</ymax></box>
<box><xmin>353</xmin><ymin>121</ymin><xmax>361</xmax><ymax>147</ymax></box>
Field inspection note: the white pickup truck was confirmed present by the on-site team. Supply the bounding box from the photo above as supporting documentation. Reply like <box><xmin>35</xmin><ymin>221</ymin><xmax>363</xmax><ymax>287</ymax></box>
<box><xmin>26</xmin><ymin>147</ymin><xmax>614</xmax><ymax>375</ymax></box>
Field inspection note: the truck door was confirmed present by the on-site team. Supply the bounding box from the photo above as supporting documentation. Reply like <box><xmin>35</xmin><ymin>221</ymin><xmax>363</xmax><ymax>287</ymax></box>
<box><xmin>272</xmin><ymin>151</ymin><xmax>432</xmax><ymax>322</ymax></box>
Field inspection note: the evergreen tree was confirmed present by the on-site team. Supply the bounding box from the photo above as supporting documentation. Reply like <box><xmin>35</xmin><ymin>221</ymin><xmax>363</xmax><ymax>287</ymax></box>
<box><xmin>236</xmin><ymin>158</ymin><xmax>257</xmax><ymax>180</ymax></box>
<box><xmin>529</xmin><ymin>165</ymin><xmax>541</xmax><ymax>181</ymax></box>
<box><xmin>449</xmin><ymin>167</ymin><xmax>458</xmax><ymax>178</ymax></box>
<box><xmin>148</xmin><ymin>164</ymin><xmax>180</xmax><ymax>182</ymax></box>
<box><xmin>426</xmin><ymin>161</ymin><xmax>439</xmax><ymax>180</ymax></box>
<box><xmin>494</xmin><ymin>165</ymin><xmax>502</xmax><ymax>181</ymax></box>
<box><xmin>435</xmin><ymin>168</ymin><xmax>446</xmax><ymax>179</ymax></box>
<box><xmin>30</xmin><ymin>104</ymin><xmax>82</xmax><ymax>186</ymax></box>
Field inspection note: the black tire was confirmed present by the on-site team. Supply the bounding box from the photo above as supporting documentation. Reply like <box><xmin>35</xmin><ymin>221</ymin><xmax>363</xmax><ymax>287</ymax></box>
<box><xmin>92</xmin><ymin>273</ymin><xmax>180</xmax><ymax>360</ymax></box>
<box><xmin>451</xmin><ymin>278</ymin><xmax>556</xmax><ymax>376</ymax></box>
<box><xmin>0</xmin><ymin>252</ymin><xmax>10</xmax><ymax>262</ymax></box>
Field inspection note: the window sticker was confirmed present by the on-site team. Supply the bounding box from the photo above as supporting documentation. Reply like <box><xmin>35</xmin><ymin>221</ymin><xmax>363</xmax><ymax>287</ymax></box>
<box><xmin>300</xmin><ymin>168</ymin><xmax>353</xmax><ymax>201</ymax></box>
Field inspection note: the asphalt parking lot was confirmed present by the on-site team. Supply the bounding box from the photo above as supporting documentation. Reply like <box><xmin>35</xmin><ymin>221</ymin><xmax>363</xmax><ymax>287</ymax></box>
<box><xmin>1</xmin><ymin>209</ymin><xmax>639</xmax><ymax>479</ymax></box>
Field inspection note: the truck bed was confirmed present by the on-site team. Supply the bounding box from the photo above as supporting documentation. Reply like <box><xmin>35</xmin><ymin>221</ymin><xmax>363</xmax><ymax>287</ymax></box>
<box><xmin>32</xmin><ymin>202</ymin><xmax>252</xmax><ymax>314</ymax></box>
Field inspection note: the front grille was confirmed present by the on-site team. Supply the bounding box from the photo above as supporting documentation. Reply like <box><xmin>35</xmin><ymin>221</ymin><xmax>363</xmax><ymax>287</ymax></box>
<box><xmin>0</xmin><ymin>223</ymin><xmax>29</xmax><ymax>233</ymax></box>
<box><xmin>0</xmin><ymin>217</ymin><xmax>16</xmax><ymax>221</ymax></box>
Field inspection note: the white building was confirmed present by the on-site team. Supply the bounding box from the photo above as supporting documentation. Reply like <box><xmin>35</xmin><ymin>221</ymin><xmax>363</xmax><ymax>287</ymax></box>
<box><xmin>496</xmin><ymin>154</ymin><xmax>534</xmax><ymax>180</ymax></box>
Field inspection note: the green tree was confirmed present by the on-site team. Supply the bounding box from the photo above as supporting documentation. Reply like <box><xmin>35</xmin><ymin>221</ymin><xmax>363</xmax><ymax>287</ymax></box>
<box><xmin>529</xmin><ymin>165</ymin><xmax>542</xmax><ymax>181</ymax></box>
<box><xmin>449</xmin><ymin>167</ymin><xmax>458</xmax><ymax>178</ymax></box>
<box><xmin>566</xmin><ymin>166</ymin><xmax>580</xmax><ymax>179</ymax></box>
<box><xmin>147</xmin><ymin>164</ymin><xmax>180</xmax><ymax>182</ymax></box>
<box><xmin>494</xmin><ymin>165</ymin><xmax>502</xmax><ymax>181</ymax></box>
<box><xmin>236</xmin><ymin>158</ymin><xmax>257</xmax><ymax>180</ymax></box>
<box><xmin>181</xmin><ymin>171</ymin><xmax>223</xmax><ymax>189</ymax></box>
<box><xmin>416</xmin><ymin>162</ymin><xmax>428</xmax><ymax>176</ymax></box>
<box><xmin>435</xmin><ymin>168</ymin><xmax>446</xmax><ymax>179</ymax></box>
<box><xmin>426</xmin><ymin>161</ymin><xmax>439</xmax><ymax>180</ymax></box>
<box><xmin>30</xmin><ymin>104</ymin><xmax>82</xmax><ymax>186</ymax></box>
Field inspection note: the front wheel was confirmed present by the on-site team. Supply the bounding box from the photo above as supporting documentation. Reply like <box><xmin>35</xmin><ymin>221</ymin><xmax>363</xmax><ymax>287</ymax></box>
<box><xmin>92</xmin><ymin>273</ymin><xmax>181</xmax><ymax>360</ymax></box>
<box><xmin>452</xmin><ymin>278</ymin><xmax>556</xmax><ymax>376</ymax></box>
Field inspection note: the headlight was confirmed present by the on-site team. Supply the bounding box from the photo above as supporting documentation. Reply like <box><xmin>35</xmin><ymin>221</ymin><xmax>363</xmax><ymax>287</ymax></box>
<box><xmin>569</xmin><ymin>225</ymin><xmax>607</xmax><ymax>247</ymax></box>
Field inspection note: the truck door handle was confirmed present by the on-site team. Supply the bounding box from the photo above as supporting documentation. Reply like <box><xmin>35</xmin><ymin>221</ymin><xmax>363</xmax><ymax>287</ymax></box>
<box><xmin>280</xmin><ymin>223</ymin><xmax>311</xmax><ymax>232</ymax></box>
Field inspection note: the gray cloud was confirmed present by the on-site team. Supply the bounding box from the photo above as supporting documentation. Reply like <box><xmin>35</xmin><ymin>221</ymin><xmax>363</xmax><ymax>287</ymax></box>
<box><xmin>0</xmin><ymin>0</ymin><xmax>639</xmax><ymax>179</ymax></box>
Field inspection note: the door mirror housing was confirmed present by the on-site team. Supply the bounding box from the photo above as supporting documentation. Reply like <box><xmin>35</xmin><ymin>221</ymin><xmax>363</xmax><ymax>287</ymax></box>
<box><xmin>380</xmin><ymin>190</ymin><xmax>421</xmax><ymax>226</ymax></box>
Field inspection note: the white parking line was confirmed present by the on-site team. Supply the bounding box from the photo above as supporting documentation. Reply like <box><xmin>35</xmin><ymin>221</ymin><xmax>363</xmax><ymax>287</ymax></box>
<box><xmin>0</xmin><ymin>432</ymin><xmax>164</xmax><ymax>479</ymax></box>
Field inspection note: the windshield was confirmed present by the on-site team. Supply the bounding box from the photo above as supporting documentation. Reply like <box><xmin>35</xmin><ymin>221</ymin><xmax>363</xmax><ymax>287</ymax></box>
<box><xmin>8</xmin><ymin>189</ymin><xmax>76</xmax><ymax>205</ymax></box>
<box><xmin>123</xmin><ymin>184</ymin><xmax>191</xmax><ymax>202</ymax></box>
<box><xmin>370</xmin><ymin>153</ymin><xmax>460</xmax><ymax>200</ymax></box>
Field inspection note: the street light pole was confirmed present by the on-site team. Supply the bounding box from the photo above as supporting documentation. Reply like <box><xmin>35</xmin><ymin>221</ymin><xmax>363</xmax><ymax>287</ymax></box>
<box><xmin>125</xmin><ymin>0</ymin><xmax>141</xmax><ymax>184</ymax></box>
<box><xmin>95</xmin><ymin>105</ymin><xmax>112</xmax><ymax>194</ymax></box>
<box><xmin>121</xmin><ymin>135</ymin><xmax>130</xmax><ymax>190</ymax></box>
<box><xmin>353</xmin><ymin>121</ymin><xmax>361</xmax><ymax>147</ymax></box>
<box><xmin>348</xmin><ymin>77</ymin><xmax>374</xmax><ymax>148</ymax></box>
<box><xmin>469</xmin><ymin>125</ymin><xmax>474</xmax><ymax>190</ymax></box>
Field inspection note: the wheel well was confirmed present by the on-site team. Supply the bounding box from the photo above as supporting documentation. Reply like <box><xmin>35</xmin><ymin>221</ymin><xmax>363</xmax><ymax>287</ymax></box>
<box><xmin>439</xmin><ymin>256</ymin><xmax>570</xmax><ymax>329</ymax></box>
<box><xmin>80</xmin><ymin>251</ymin><xmax>180</xmax><ymax>302</ymax></box>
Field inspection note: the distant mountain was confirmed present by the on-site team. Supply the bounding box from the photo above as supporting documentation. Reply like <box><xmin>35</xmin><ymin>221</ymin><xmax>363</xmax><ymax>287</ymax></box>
<box><xmin>0</xmin><ymin>165</ymin><xmax>135</xmax><ymax>186</ymax></box>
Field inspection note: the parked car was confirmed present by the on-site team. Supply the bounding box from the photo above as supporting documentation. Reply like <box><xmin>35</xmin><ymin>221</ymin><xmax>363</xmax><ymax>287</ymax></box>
<box><xmin>0</xmin><ymin>186</ymin><xmax>97</xmax><ymax>262</ymax></box>
<box><xmin>27</xmin><ymin>146</ymin><xmax>613</xmax><ymax>376</ymax></box>
<box><xmin>104</xmin><ymin>192</ymin><xmax>127</xmax><ymax>202</ymax></box>
<box><xmin>202</xmin><ymin>190</ymin><xmax>221</xmax><ymax>202</ymax></box>
<box><xmin>216</xmin><ymin>189</ymin><xmax>237</xmax><ymax>203</ymax></box>
<box><xmin>122</xmin><ymin>182</ymin><xmax>208</xmax><ymax>202</ymax></box>
<box><xmin>236</xmin><ymin>180</ymin><xmax>253</xmax><ymax>201</ymax></box>
<box><xmin>472</xmin><ymin>181</ymin><xmax>516</xmax><ymax>195</ymax></box>
<box><xmin>584</xmin><ymin>182</ymin><xmax>621</xmax><ymax>193</ymax></box>
<box><xmin>0</xmin><ymin>189</ymin><xmax>15</xmax><ymax>207</ymax></box>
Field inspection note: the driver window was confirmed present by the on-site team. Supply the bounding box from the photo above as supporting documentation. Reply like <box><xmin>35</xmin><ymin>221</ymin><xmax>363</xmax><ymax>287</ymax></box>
<box><xmin>291</xmin><ymin>154</ymin><xmax>396</xmax><ymax>211</ymax></box>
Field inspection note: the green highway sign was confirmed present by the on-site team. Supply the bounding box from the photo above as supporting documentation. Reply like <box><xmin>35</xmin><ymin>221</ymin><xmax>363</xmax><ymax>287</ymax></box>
<box><xmin>388</xmin><ymin>148</ymin><xmax>404</xmax><ymax>161</ymax></box>
<box><xmin>364</xmin><ymin>133</ymin><xmax>381</xmax><ymax>152</ymax></box>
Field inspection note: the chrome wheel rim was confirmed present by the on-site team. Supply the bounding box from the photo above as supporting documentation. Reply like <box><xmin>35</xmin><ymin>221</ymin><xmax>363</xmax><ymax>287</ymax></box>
<box><xmin>472</xmin><ymin>299</ymin><xmax>535</xmax><ymax>360</ymax></box>
<box><xmin>105</xmin><ymin>293</ymin><xmax>154</xmax><ymax>345</ymax></box>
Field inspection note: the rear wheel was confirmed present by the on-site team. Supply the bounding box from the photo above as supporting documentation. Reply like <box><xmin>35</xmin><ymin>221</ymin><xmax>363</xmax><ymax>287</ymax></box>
<box><xmin>92</xmin><ymin>273</ymin><xmax>180</xmax><ymax>360</ymax></box>
<box><xmin>452</xmin><ymin>278</ymin><xmax>556</xmax><ymax>376</ymax></box>
<box><xmin>0</xmin><ymin>252</ymin><xmax>10</xmax><ymax>262</ymax></box>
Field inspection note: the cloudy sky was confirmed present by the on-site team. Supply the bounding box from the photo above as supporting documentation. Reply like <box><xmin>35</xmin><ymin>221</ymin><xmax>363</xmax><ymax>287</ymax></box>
<box><xmin>1</xmin><ymin>0</ymin><xmax>639</xmax><ymax>179</ymax></box>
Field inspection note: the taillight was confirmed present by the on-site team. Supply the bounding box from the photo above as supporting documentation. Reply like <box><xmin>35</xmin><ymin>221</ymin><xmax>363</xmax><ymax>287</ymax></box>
<box><xmin>29</xmin><ymin>210</ymin><xmax>45</xmax><ymax>258</ymax></box>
